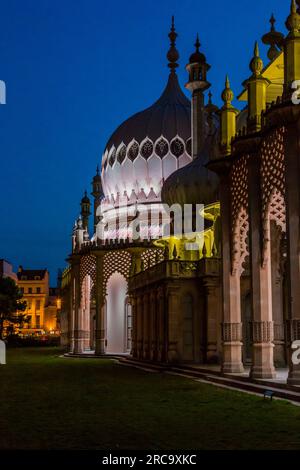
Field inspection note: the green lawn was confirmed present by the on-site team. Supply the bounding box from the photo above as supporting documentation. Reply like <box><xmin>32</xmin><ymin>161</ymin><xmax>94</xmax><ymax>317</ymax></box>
<box><xmin>0</xmin><ymin>348</ymin><xmax>300</xmax><ymax>450</ymax></box>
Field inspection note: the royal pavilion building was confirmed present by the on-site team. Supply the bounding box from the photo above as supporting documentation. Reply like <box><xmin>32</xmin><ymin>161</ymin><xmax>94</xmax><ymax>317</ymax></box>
<box><xmin>61</xmin><ymin>1</ymin><xmax>300</xmax><ymax>386</ymax></box>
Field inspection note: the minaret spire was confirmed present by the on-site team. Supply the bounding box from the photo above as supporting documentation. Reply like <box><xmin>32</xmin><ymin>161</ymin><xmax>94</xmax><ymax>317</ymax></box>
<box><xmin>80</xmin><ymin>190</ymin><xmax>91</xmax><ymax>231</ymax></box>
<box><xmin>250</xmin><ymin>41</ymin><xmax>263</xmax><ymax>77</ymax></box>
<box><xmin>220</xmin><ymin>75</ymin><xmax>238</xmax><ymax>156</ymax></box>
<box><xmin>244</xmin><ymin>41</ymin><xmax>269</xmax><ymax>132</ymax></box>
<box><xmin>195</xmin><ymin>33</ymin><xmax>200</xmax><ymax>52</ymax></box>
<box><xmin>185</xmin><ymin>34</ymin><xmax>211</xmax><ymax>159</ymax></box>
<box><xmin>283</xmin><ymin>0</ymin><xmax>300</xmax><ymax>99</ymax></box>
<box><xmin>91</xmin><ymin>165</ymin><xmax>104</xmax><ymax>231</ymax></box>
<box><xmin>167</xmin><ymin>16</ymin><xmax>179</xmax><ymax>72</ymax></box>
<box><xmin>285</xmin><ymin>0</ymin><xmax>300</xmax><ymax>36</ymax></box>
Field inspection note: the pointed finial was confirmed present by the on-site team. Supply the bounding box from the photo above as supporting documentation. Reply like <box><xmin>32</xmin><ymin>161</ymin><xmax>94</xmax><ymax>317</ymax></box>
<box><xmin>96</xmin><ymin>165</ymin><xmax>99</xmax><ymax>176</ymax></box>
<box><xmin>286</xmin><ymin>0</ymin><xmax>300</xmax><ymax>34</ymax></box>
<box><xmin>167</xmin><ymin>16</ymin><xmax>179</xmax><ymax>72</ymax></box>
<box><xmin>250</xmin><ymin>41</ymin><xmax>263</xmax><ymax>76</ymax></box>
<box><xmin>195</xmin><ymin>33</ymin><xmax>200</xmax><ymax>51</ymax></box>
<box><xmin>84</xmin><ymin>190</ymin><xmax>87</xmax><ymax>197</ymax></box>
<box><xmin>221</xmin><ymin>74</ymin><xmax>234</xmax><ymax>107</ymax></box>
<box><xmin>270</xmin><ymin>13</ymin><xmax>275</xmax><ymax>31</ymax></box>
<box><xmin>208</xmin><ymin>91</ymin><xmax>212</xmax><ymax>105</ymax></box>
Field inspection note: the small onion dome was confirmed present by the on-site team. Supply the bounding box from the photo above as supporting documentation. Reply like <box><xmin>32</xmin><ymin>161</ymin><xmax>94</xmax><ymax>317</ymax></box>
<box><xmin>161</xmin><ymin>133</ymin><xmax>219</xmax><ymax>208</ymax></box>
<box><xmin>189</xmin><ymin>34</ymin><xmax>206</xmax><ymax>64</ymax></box>
<box><xmin>261</xmin><ymin>14</ymin><xmax>284</xmax><ymax>61</ymax></box>
<box><xmin>286</xmin><ymin>0</ymin><xmax>300</xmax><ymax>35</ymax></box>
<box><xmin>91</xmin><ymin>165</ymin><xmax>104</xmax><ymax>199</ymax></box>
<box><xmin>249</xmin><ymin>42</ymin><xmax>263</xmax><ymax>77</ymax></box>
<box><xmin>92</xmin><ymin>165</ymin><xmax>101</xmax><ymax>183</ymax></box>
<box><xmin>81</xmin><ymin>190</ymin><xmax>90</xmax><ymax>204</ymax></box>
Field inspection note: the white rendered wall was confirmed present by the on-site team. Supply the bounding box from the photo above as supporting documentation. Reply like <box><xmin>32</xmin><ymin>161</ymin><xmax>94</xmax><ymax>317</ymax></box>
<box><xmin>106</xmin><ymin>273</ymin><xmax>127</xmax><ymax>354</ymax></box>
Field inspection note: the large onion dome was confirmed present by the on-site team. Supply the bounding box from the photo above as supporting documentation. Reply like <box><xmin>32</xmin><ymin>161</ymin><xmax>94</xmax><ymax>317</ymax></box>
<box><xmin>161</xmin><ymin>129</ymin><xmax>219</xmax><ymax>208</ymax></box>
<box><xmin>101</xmin><ymin>19</ymin><xmax>192</xmax><ymax>207</ymax></box>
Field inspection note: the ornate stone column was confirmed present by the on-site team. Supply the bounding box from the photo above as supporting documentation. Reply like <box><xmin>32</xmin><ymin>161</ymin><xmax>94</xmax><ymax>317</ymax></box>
<box><xmin>271</xmin><ymin>225</ymin><xmax>286</xmax><ymax>367</ymax></box>
<box><xmin>69</xmin><ymin>272</ymin><xmax>75</xmax><ymax>353</ymax></box>
<box><xmin>157</xmin><ymin>287</ymin><xmax>165</xmax><ymax>362</ymax></box>
<box><xmin>285</xmin><ymin>120</ymin><xmax>300</xmax><ymax>385</ymax></box>
<box><xmin>73</xmin><ymin>258</ymin><xmax>84</xmax><ymax>354</ymax></box>
<box><xmin>149</xmin><ymin>291</ymin><xmax>157</xmax><ymax>361</ymax></box>
<box><xmin>203</xmin><ymin>278</ymin><xmax>220</xmax><ymax>363</ymax></box>
<box><xmin>89</xmin><ymin>302</ymin><xmax>96</xmax><ymax>351</ymax></box>
<box><xmin>95</xmin><ymin>253</ymin><xmax>106</xmax><ymax>356</ymax></box>
<box><xmin>137</xmin><ymin>295</ymin><xmax>143</xmax><ymax>360</ymax></box>
<box><xmin>248</xmin><ymin>153</ymin><xmax>276</xmax><ymax>379</ymax></box>
<box><xmin>167</xmin><ymin>284</ymin><xmax>180</xmax><ymax>363</ymax></box>
<box><xmin>143</xmin><ymin>293</ymin><xmax>150</xmax><ymax>360</ymax></box>
<box><xmin>220</xmin><ymin>176</ymin><xmax>244</xmax><ymax>373</ymax></box>
<box><xmin>82</xmin><ymin>275</ymin><xmax>91</xmax><ymax>350</ymax></box>
<box><xmin>131</xmin><ymin>296</ymin><xmax>137</xmax><ymax>357</ymax></box>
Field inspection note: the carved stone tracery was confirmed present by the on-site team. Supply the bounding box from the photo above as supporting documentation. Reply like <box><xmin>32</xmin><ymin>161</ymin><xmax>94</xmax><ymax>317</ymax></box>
<box><xmin>230</xmin><ymin>155</ymin><xmax>250</xmax><ymax>275</ymax></box>
<box><xmin>261</xmin><ymin>127</ymin><xmax>286</xmax><ymax>264</ymax></box>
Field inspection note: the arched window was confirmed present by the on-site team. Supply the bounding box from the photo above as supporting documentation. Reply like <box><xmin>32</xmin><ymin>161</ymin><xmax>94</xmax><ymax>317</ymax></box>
<box><xmin>170</xmin><ymin>137</ymin><xmax>185</xmax><ymax>158</ymax></box>
<box><xmin>155</xmin><ymin>137</ymin><xmax>169</xmax><ymax>158</ymax></box>
<box><xmin>140</xmin><ymin>139</ymin><xmax>154</xmax><ymax>160</ymax></box>
<box><xmin>117</xmin><ymin>144</ymin><xmax>127</xmax><ymax>164</ymax></box>
<box><xmin>127</xmin><ymin>141</ymin><xmax>139</xmax><ymax>162</ymax></box>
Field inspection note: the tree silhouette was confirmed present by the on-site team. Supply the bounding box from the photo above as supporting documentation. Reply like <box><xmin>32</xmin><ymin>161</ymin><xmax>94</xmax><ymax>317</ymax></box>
<box><xmin>0</xmin><ymin>277</ymin><xmax>27</xmax><ymax>339</ymax></box>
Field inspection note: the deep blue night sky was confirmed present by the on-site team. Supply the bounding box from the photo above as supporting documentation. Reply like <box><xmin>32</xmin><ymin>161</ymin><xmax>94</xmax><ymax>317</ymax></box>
<box><xmin>0</xmin><ymin>0</ymin><xmax>290</xmax><ymax>283</ymax></box>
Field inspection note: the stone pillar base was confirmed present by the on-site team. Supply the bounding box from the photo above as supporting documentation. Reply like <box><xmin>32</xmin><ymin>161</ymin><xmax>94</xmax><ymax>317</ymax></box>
<box><xmin>274</xmin><ymin>343</ymin><xmax>287</xmax><ymax>368</ymax></box>
<box><xmin>250</xmin><ymin>343</ymin><xmax>276</xmax><ymax>379</ymax></box>
<box><xmin>222</xmin><ymin>362</ymin><xmax>244</xmax><ymax>374</ymax></box>
<box><xmin>95</xmin><ymin>339</ymin><xmax>105</xmax><ymax>356</ymax></box>
<box><xmin>287</xmin><ymin>365</ymin><xmax>300</xmax><ymax>386</ymax></box>
<box><xmin>73</xmin><ymin>340</ymin><xmax>84</xmax><ymax>354</ymax></box>
<box><xmin>222</xmin><ymin>342</ymin><xmax>244</xmax><ymax>374</ymax></box>
<box><xmin>167</xmin><ymin>350</ymin><xmax>179</xmax><ymax>364</ymax></box>
<box><xmin>69</xmin><ymin>339</ymin><xmax>74</xmax><ymax>354</ymax></box>
<box><xmin>250</xmin><ymin>366</ymin><xmax>276</xmax><ymax>379</ymax></box>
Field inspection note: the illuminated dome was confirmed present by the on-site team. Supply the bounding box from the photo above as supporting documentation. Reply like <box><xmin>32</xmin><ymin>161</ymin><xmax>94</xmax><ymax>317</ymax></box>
<box><xmin>101</xmin><ymin>22</ymin><xmax>192</xmax><ymax>209</ymax></box>
<box><xmin>161</xmin><ymin>132</ymin><xmax>219</xmax><ymax>208</ymax></box>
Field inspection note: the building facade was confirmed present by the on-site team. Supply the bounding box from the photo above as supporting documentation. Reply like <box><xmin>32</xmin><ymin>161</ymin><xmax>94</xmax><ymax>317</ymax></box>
<box><xmin>17</xmin><ymin>267</ymin><xmax>60</xmax><ymax>335</ymax></box>
<box><xmin>62</xmin><ymin>2</ymin><xmax>300</xmax><ymax>385</ymax></box>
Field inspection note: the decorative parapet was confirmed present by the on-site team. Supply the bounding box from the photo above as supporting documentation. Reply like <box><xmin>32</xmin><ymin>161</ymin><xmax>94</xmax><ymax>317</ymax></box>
<box><xmin>128</xmin><ymin>260</ymin><xmax>198</xmax><ymax>291</ymax></box>
<box><xmin>128</xmin><ymin>256</ymin><xmax>221</xmax><ymax>292</ymax></box>
<box><xmin>77</xmin><ymin>237</ymin><xmax>155</xmax><ymax>255</ymax></box>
